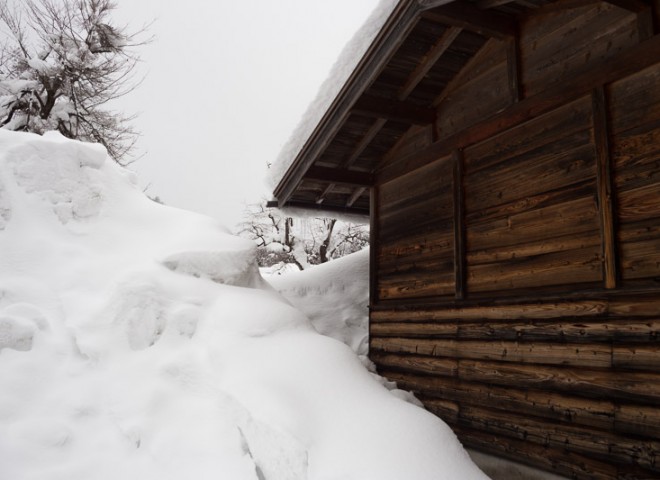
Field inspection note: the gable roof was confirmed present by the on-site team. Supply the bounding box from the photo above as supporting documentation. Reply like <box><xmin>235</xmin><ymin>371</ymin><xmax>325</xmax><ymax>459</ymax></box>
<box><xmin>270</xmin><ymin>0</ymin><xmax>552</xmax><ymax>216</ymax></box>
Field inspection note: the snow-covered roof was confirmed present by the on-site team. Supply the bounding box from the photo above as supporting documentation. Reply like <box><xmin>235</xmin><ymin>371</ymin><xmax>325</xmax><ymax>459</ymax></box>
<box><xmin>268</xmin><ymin>0</ymin><xmax>400</xmax><ymax>191</ymax></box>
<box><xmin>268</xmin><ymin>0</ymin><xmax>532</xmax><ymax>215</ymax></box>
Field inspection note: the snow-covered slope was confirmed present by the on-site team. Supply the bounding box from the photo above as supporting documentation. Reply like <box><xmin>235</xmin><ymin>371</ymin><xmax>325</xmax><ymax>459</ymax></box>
<box><xmin>0</xmin><ymin>129</ymin><xmax>489</xmax><ymax>480</ymax></box>
<box><xmin>267</xmin><ymin>248</ymin><xmax>370</xmax><ymax>355</ymax></box>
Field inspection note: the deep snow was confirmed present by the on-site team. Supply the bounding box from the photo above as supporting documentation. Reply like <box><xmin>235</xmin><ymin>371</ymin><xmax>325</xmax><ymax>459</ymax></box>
<box><xmin>0</xmin><ymin>129</ymin><xmax>489</xmax><ymax>479</ymax></box>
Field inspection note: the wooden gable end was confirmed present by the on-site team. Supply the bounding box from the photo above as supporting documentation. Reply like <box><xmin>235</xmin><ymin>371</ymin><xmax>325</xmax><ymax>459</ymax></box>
<box><xmin>273</xmin><ymin>0</ymin><xmax>660</xmax><ymax>478</ymax></box>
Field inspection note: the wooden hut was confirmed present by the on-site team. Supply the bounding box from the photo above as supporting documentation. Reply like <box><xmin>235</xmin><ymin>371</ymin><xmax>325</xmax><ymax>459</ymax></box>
<box><xmin>270</xmin><ymin>0</ymin><xmax>660</xmax><ymax>478</ymax></box>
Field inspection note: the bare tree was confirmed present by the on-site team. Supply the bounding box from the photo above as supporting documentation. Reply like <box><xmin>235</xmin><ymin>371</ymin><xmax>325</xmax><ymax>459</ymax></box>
<box><xmin>0</xmin><ymin>0</ymin><xmax>150</xmax><ymax>164</ymax></box>
<box><xmin>237</xmin><ymin>202</ymin><xmax>369</xmax><ymax>271</ymax></box>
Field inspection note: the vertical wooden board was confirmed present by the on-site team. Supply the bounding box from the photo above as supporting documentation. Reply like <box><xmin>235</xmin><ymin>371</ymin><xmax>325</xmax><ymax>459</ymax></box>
<box><xmin>592</xmin><ymin>87</ymin><xmax>618</xmax><ymax>289</ymax></box>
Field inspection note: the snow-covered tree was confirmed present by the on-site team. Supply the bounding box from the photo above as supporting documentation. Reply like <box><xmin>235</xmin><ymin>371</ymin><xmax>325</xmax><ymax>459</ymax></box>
<box><xmin>237</xmin><ymin>202</ymin><xmax>369</xmax><ymax>271</ymax></box>
<box><xmin>0</xmin><ymin>0</ymin><xmax>149</xmax><ymax>164</ymax></box>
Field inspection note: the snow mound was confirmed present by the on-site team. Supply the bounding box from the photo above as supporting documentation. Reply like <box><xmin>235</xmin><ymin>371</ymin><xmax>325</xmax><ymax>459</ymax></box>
<box><xmin>267</xmin><ymin>249</ymin><xmax>370</xmax><ymax>355</ymax></box>
<box><xmin>0</xmin><ymin>129</ymin><xmax>488</xmax><ymax>480</ymax></box>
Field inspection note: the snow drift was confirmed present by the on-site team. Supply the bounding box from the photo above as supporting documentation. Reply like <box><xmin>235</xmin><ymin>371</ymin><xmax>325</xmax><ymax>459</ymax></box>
<box><xmin>0</xmin><ymin>129</ymin><xmax>488</xmax><ymax>480</ymax></box>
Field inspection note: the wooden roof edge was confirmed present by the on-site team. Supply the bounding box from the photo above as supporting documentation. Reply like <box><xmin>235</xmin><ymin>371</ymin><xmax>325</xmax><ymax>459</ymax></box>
<box><xmin>265</xmin><ymin>200</ymin><xmax>370</xmax><ymax>218</ymax></box>
<box><xmin>272</xmin><ymin>0</ymin><xmax>424</xmax><ymax>206</ymax></box>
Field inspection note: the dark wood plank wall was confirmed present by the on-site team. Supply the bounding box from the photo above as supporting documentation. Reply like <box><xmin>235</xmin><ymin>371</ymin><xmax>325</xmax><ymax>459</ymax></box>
<box><xmin>371</xmin><ymin>2</ymin><xmax>660</xmax><ymax>478</ymax></box>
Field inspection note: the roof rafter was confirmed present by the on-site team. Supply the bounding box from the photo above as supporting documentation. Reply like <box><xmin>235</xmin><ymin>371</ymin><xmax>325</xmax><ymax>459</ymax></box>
<box><xmin>398</xmin><ymin>26</ymin><xmax>463</xmax><ymax>99</ymax></box>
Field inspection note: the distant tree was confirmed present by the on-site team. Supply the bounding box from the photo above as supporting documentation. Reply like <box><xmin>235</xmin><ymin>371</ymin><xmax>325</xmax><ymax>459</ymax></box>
<box><xmin>0</xmin><ymin>0</ymin><xmax>149</xmax><ymax>164</ymax></box>
<box><xmin>237</xmin><ymin>202</ymin><xmax>369</xmax><ymax>271</ymax></box>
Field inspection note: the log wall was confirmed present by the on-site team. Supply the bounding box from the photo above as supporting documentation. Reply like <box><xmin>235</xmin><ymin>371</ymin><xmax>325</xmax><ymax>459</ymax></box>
<box><xmin>371</xmin><ymin>2</ymin><xmax>660</xmax><ymax>478</ymax></box>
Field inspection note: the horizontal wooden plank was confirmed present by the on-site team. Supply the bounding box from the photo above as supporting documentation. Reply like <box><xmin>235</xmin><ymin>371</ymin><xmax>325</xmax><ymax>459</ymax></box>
<box><xmin>378</xmin><ymin>154</ymin><xmax>452</xmax><ymax>205</ymax></box>
<box><xmin>618</xmin><ymin>181</ymin><xmax>660</xmax><ymax>222</ymax></box>
<box><xmin>620</xmin><ymin>237</ymin><xmax>660</xmax><ymax>280</ymax></box>
<box><xmin>612</xmin><ymin>123</ymin><xmax>660</xmax><ymax>191</ymax></box>
<box><xmin>467</xmin><ymin>244</ymin><xmax>603</xmax><ymax>292</ymax></box>
<box><xmin>378</xmin><ymin>273</ymin><xmax>455</xmax><ymax>300</ymax></box>
<box><xmin>616</xmin><ymin>404</ymin><xmax>660</xmax><ymax>439</ymax></box>
<box><xmin>420</xmin><ymin>396</ymin><xmax>460</xmax><ymax>424</ymax></box>
<box><xmin>378</xmin><ymin>253</ymin><xmax>455</xmax><ymax>278</ymax></box>
<box><xmin>465</xmin><ymin>139</ymin><xmax>596</xmax><ymax>214</ymax></box>
<box><xmin>458</xmin><ymin>405</ymin><xmax>660</xmax><ymax>473</ymax></box>
<box><xmin>371</xmin><ymin>352</ymin><xmax>459</xmax><ymax>376</ymax></box>
<box><xmin>370</xmin><ymin>300</ymin><xmax>609</xmax><ymax>322</ymax></box>
<box><xmin>458</xmin><ymin>359</ymin><xmax>660</xmax><ymax>404</ymax></box>
<box><xmin>435</xmin><ymin>59</ymin><xmax>510</xmax><ymax>141</ymax></box>
<box><xmin>462</xmin><ymin>96</ymin><xmax>592</xmax><ymax>175</ymax></box>
<box><xmin>613</xmin><ymin>344</ymin><xmax>660</xmax><ymax>371</ymax></box>
<box><xmin>454</xmin><ymin>425</ymin><xmax>619</xmax><ymax>480</ymax></box>
<box><xmin>370</xmin><ymin>337</ymin><xmax>613</xmax><ymax>367</ymax></box>
<box><xmin>385</xmin><ymin>371</ymin><xmax>617</xmax><ymax>431</ymax></box>
<box><xmin>523</xmin><ymin>3</ymin><xmax>639</xmax><ymax>97</ymax></box>
<box><xmin>379</xmin><ymin>192</ymin><xmax>453</xmax><ymax>226</ymax></box>
<box><xmin>608</xmin><ymin>62</ymin><xmax>660</xmax><ymax>135</ymax></box>
<box><xmin>370</xmin><ymin>319</ymin><xmax>660</xmax><ymax>343</ymax></box>
<box><xmin>468</xmin><ymin>229</ymin><xmax>602</xmax><ymax>265</ymax></box>
<box><xmin>467</xmin><ymin>196</ymin><xmax>600</xmax><ymax>250</ymax></box>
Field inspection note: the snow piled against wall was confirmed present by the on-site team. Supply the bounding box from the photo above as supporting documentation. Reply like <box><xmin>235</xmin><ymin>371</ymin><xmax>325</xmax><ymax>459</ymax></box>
<box><xmin>0</xmin><ymin>129</ymin><xmax>489</xmax><ymax>480</ymax></box>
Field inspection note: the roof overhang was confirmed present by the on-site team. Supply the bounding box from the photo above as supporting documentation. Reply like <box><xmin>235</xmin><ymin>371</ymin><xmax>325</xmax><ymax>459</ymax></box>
<box><xmin>270</xmin><ymin>0</ymin><xmax>528</xmax><ymax>216</ymax></box>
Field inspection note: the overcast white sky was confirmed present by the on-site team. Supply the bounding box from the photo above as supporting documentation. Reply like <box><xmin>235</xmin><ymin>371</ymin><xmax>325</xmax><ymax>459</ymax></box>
<box><xmin>112</xmin><ymin>0</ymin><xmax>381</xmax><ymax>228</ymax></box>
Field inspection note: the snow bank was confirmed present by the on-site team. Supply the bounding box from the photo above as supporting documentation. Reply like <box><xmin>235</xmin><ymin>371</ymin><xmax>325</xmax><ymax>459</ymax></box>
<box><xmin>0</xmin><ymin>129</ymin><xmax>488</xmax><ymax>479</ymax></box>
<box><xmin>267</xmin><ymin>249</ymin><xmax>370</xmax><ymax>355</ymax></box>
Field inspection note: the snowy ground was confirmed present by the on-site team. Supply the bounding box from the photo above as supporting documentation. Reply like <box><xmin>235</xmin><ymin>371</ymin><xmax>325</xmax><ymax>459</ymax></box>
<box><xmin>0</xmin><ymin>130</ymin><xmax>489</xmax><ymax>479</ymax></box>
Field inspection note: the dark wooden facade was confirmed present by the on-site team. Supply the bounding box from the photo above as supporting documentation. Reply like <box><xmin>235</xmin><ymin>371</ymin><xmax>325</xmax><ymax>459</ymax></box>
<box><xmin>271</xmin><ymin>0</ymin><xmax>660</xmax><ymax>478</ymax></box>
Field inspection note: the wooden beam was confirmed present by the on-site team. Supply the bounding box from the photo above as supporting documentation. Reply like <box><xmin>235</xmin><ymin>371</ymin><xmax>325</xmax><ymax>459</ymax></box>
<box><xmin>269</xmin><ymin>200</ymin><xmax>369</xmax><ymax>217</ymax></box>
<box><xmin>369</xmin><ymin>186</ymin><xmax>380</xmax><ymax>306</ymax></box>
<box><xmin>397</xmin><ymin>26</ymin><xmax>462</xmax><ymax>100</ymax></box>
<box><xmin>346</xmin><ymin>187</ymin><xmax>366</xmax><ymax>208</ymax></box>
<box><xmin>378</xmin><ymin>34</ymin><xmax>660</xmax><ymax>184</ymax></box>
<box><xmin>507</xmin><ymin>34</ymin><xmax>523</xmax><ymax>103</ymax></box>
<box><xmin>352</xmin><ymin>94</ymin><xmax>437</xmax><ymax>125</ymax></box>
<box><xmin>421</xmin><ymin>1</ymin><xmax>517</xmax><ymax>39</ymax></box>
<box><xmin>316</xmin><ymin>183</ymin><xmax>335</xmax><ymax>204</ymax></box>
<box><xmin>304</xmin><ymin>166</ymin><xmax>374</xmax><ymax>186</ymax></box>
<box><xmin>637</xmin><ymin>5</ymin><xmax>656</xmax><ymax>40</ymax></box>
<box><xmin>452</xmin><ymin>149</ymin><xmax>466</xmax><ymax>300</ymax></box>
<box><xmin>591</xmin><ymin>86</ymin><xmax>618</xmax><ymax>290</ymax></box>
<box><xmin>343</xmin><ymin>118</ymin><xmax>388</xmax><ymax>168</ymax></box>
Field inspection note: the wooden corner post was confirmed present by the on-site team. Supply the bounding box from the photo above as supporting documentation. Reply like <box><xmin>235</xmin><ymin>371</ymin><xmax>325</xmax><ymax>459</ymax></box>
<box><xmin>591</xmin><ymin>86</ymin><xmax>619</xmax><ymax>290</ymax></box>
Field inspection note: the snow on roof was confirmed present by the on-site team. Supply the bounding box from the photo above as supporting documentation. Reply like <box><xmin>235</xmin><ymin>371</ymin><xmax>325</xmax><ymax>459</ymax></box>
<box><xmin>268</xmin><ymin>0</ymin><xmax>399</xmax><ymax>190</ymax></box>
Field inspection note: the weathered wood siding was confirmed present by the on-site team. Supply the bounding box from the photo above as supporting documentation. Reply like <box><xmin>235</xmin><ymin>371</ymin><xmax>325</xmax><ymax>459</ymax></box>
<box><xmin>371</xmin><ymin>2</ymin><xmax>660</xmax><ymax>478</ymax></box>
